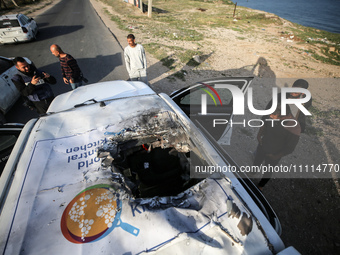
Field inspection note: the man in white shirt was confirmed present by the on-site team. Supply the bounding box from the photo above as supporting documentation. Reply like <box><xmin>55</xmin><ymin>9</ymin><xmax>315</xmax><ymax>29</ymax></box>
<box><xmin>124</xmin><ymin>34</ymin><xmax>148</xmax><ymax>84</ymax></box>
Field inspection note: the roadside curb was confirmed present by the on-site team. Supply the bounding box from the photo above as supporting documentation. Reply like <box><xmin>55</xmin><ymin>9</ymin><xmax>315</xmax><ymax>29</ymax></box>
<box><xmin>89</xmin><ymin>0</ymin><xmax>127</xmax><ymax>51</ymax></box>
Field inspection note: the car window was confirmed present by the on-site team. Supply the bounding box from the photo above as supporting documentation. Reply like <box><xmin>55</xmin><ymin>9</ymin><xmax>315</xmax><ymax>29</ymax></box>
<box><xmin>19</xmin><ymin>16</ymin><xmax>27</xmax><ymax>25</ymax></box>
<box><xmin>0</xmin><ymin>135</ymin><xmax>17</xmax><ymax>176</ymax></box>
<box><xmin>21</xmin><ymin>15</ymin><xmax>30</xmax><ymax>24</ymax></box>
<box><xmin>0</xmin><ymin>19</ymin><xmax>20</xmax><ymax>28</ymax></box>
<box><xmin>180</xmin><ymin>87</ymin><xmax>233</xmax><ymax>106</ymax></box>
<box><xmin>0</xmin><ymin>58</ymin><xmax>14</xmax><ymax>74</ymax></box>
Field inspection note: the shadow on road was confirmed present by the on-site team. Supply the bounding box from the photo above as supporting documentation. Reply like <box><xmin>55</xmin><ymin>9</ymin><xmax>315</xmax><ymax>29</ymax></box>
<box><xmin>36</xmin><ymin>25</ymin><xmax>84</xmax><ymax>41</ymax></box>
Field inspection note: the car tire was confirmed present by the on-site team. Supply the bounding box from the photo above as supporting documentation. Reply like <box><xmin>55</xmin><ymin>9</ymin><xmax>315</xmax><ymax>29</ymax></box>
<box><xmin>31</xmin><ymin>32</ymin><xmax>37</xmax><ymax>41</ymax></box>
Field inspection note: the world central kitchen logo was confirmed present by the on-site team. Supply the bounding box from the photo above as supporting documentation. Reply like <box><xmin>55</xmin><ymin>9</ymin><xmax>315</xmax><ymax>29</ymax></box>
<box><xmin>199</xmin><ymin>83</ymin><xmax>312</xmax><ymax>127</ymax></box>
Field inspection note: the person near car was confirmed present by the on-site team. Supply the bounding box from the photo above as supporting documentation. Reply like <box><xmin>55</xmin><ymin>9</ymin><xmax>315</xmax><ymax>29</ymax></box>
<box><xmin>12</xmin><ymin>57</ymin><xmax>56</xmax><ymax>114</ymax></box>
<box><xmin>124</xmin><ymin>34</ymin><xmax>148</xmax><ymax>84</ymax></box>
<box><xmin>253</xmin><ymin>104</ymin><xmax>301</xmax><ymax>190</ymax></box>
<box><xmin>50</xmin><ymin>44</ymin><xmax>83</xmax><ymax>90</ymax></box>
<box><xmin>286</xmin><ymin>79</ymin><xmax>312</xmax><ymax>133</ymax></box>
<box><xmin>265</xmin><ymin>79</ymin><xmax>312</xmax><ymax>133</ymax></box>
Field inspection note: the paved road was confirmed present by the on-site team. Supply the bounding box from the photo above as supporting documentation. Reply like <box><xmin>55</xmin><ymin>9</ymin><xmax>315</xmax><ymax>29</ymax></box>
<box><xmin>0</xmin><ymin>0</ymin><xmax>128</xmax><ymax>123</ymax></box>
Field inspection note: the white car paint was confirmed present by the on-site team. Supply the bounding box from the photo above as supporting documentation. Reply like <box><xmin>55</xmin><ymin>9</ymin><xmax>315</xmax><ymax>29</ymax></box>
<box><xmin>0</xmin><ymin>81</ymin><xmax>300</xmax><ymax>254</ymax></box>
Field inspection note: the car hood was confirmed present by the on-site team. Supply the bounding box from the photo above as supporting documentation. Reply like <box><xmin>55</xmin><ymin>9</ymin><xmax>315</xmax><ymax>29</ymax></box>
<box><xmin>47</xmin><ymin>80</ymin><xmax>156</xmax><ymax>113</ymax></box>
<box><xmin>0</xmin><ymin>90</ymin><xmax>284</xmax><ymax>254</ymax></box>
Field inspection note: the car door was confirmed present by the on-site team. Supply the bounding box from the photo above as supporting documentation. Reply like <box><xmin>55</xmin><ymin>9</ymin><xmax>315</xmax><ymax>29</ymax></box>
<box><xmin>18</xmin><ymin>15</ymin><xmax>30</xmax><ymax>35</ymax></box>
<box><xmin>0</xmin><ymin>124</ymin><xmax>23</xmax><ymax>176</ymax></box>
<box><xmin>22</xmin><ymin>15</ymin><xmax>37</xmax><ymax>37</ymax></box>
<box><xmin>0</xmin><ymin>58</ymin><xmax>20</xmax><ymax>114</ymax></box>
<box><xmin>171</xmin><ymin>77</ymin><xmax>253</xmax><ymax>145</ymax></box>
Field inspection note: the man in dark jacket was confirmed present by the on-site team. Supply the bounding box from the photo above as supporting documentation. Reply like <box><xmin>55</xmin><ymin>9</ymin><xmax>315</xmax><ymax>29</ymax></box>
<box><xmin>288</xmin><ymin>79</ymin><xmax>312</xmax><ymax>133</ymax></box>
<box><xmin>50</xmin><ymin>44</ymin><xmax>83</xmax><ymax>90</ymax></box>
<box><xmin>265</xmin><ymin>79</ymin><xmax>312</xmax><ymax>132</ymax></box>
<box><xmin>12</xmin><ymin>57</ymin><xmax>56</xmax><ymax>114</ymax></box>
<box><xmin>253</xmin><ymin>104</ymin><xmax>301</xmax><ymax>189</ymax></box>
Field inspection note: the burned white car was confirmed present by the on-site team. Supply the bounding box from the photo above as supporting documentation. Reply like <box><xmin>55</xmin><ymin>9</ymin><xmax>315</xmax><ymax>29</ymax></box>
<box><xmin>0</xmin><ymin>80</ymin><xmax>299</xmax><ymax>254</ymax></box>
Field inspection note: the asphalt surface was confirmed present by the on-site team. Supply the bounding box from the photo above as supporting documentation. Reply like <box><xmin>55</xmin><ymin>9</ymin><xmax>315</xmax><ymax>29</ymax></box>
<box><xmin>0</xmin><ymin>0</ymin><xmax>128</xmax><ymax>123</ymax></box>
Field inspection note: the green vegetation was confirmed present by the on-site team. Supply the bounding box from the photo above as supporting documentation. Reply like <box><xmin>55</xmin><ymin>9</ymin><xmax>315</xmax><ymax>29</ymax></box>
<box><xmin>144</xmin><ymin>43</ymin><xmax>201</xmax><ymax>71</ymax></box>
<box><xmin>173</xmin><ymin>70</ymin><xmax>187</xmax><ymax>81</ymax></box>
<box><xmin>101</xmin><ymin>0</ymin><xmax>340</xmax><ymax>73</ymax></box>
<box><xmin>101</xmin><ymin>0</ymin><xmax>284</xmax><ymax>40</ymax></box>
<box><xmin>309</xmin><ymin>106</ymin><xmax>340</xmax><ymax>118</ymax></box>
<box><xmin>304</xmin><ymin>106</ymin><xmax>340</xmax><ymax>136</ymax></box>
<box><xmin>288</xmin><ymin>27</ymin><xmax>340</xmax><ymax>65</ymax></box>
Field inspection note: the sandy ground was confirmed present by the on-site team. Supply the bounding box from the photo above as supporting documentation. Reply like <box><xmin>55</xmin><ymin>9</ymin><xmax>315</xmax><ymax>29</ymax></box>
<box><xmin>3</xmin><ymin>0</ymin><xmax>340</xmax><ymax>254</ymax></box>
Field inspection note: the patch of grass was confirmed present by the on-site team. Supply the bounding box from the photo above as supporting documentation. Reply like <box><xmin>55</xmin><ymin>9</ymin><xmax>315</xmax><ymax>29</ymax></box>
<box><xmin>192</xmin><ymin>0</ymin><xmax>233</xmax><ymax>4</ymax></box>
<box><xmin>144</xmin><ymin>43</ymin><xmax>202</xmax><ymax>69</ymax></box>
<box><xmin>231</xmin><ymin>27</ymin><xmax>244</xmax><ymax>33</ymax></box>
<box><xmin>186</xmin><ymin>58</ymin><xmax>200</xmax><ymax>67</ymax></box>
<box><xmin>178</xmin><ymin>49</ymin><xmax>201</xmax><ymax>64</ymax></box>
<box><xmin>322</xmin><ymin>119</ymin><xmax>336</xmax><ymax>127</ymax></box>
<box><xmin>173</xmin><ymin>70</ymin><xmax>187</xmax><ymax>81</ymax></box>
<box><xmin>144</xmin><ymin>43</ymin><xmax>175</xmax><ymax>68</ymax></box>
<box><xmin>309</xmin><ymin>106</ymin><xmax>340</xmax><ymax>118</ymax></box>
<box><xmin>288</xmin><ymin>26</ymin><xmax>340</xmax><ymax>64</ymax></box>
<box><xmin>305</xmin><ymin>126</ymin><xmax>324</xmax><ymax>136</ymax></box>
<box><xmin>311</xmin><ymin>48</ymin><xmax>340</xmax><ymax>66</ymax></box>
<box><xmin>103</xmin><ymin>8</ymin><xmax>130</xmax><ymax>31</ymax></box>
<box><xmin>161</xmin><ymin>56</ymin><xmax>176</xmax><ymax>69</ymax></box>
<box><xmin>304</xmin><ymin>106</ymin><xmax>340</xmax><ymax>136</ymax></box>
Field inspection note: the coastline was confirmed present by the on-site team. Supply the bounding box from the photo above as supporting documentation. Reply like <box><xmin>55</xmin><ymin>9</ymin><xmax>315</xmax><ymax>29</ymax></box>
<box><xmin>233</xmin><ymin>0</ymin><xmax>340</xmax><ymax>34</ymax></box>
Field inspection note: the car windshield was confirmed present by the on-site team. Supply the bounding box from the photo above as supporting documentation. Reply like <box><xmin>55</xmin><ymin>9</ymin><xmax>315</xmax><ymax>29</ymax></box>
<box><xmin>0</xmin><ymin>58</ymin><xmax>14</xmax><ymax>74</ymax></box>
<box><xmin>0</xmin><ymin>19</ymin><xmax>20</xmax><ymax>28</ymax></box>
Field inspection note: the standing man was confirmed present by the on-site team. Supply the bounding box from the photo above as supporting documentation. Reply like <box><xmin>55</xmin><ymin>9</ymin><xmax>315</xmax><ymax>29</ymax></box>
<box><xmin>124</xmin><ymin>34</ymin><xmax>148</xmax><ymax>84</ymax></box>
<box><xmin>50</xmin><ymin>44</ymin><xmax>83</xmax><ymax>90</ymax></box>
<box><xmin>253</xmin><ymin>105</ymin><xmax>301</xmax><ymax>190</ymax></box>
<box><xmin>265</xmin><ymin>79</ymin><xmax>312</xmax><ymax>132</ymax></box>
<box><xmin>287</xmin><ymin>79</ymin><xmax>312</xmax><ymax>133</ymax></box>
<box><xmin>12</xmin><ymin>57</ymin><xmax>56</xmax><ymax>114</ymax></box>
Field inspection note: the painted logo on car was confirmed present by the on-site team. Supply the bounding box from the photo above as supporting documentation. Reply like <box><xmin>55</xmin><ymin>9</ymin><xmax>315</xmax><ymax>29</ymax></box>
<box><xmin>61</xmin><ymin>184</ymin><xmax>140</xmax><ymax>243</ymax></box>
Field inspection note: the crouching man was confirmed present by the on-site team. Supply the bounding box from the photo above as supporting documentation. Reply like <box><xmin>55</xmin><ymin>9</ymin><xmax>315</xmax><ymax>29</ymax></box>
<box><xmin>12</xmin><ymin>57</ymin><xmax>56</xmax><ymax>114</ymax></box>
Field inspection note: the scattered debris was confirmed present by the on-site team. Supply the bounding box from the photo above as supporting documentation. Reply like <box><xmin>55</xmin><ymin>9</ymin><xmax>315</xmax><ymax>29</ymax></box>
<box><xmin>307</xmin><ymin>37</ymin><xmax>336</xmax><ymax>45</ymax></box>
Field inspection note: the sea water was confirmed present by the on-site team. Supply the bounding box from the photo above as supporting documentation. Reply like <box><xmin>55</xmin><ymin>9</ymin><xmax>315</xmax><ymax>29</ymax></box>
<box><xmin>235</xmin><ymin>0</ymin><xmax>340</xmax><ymax>34</ymax></box>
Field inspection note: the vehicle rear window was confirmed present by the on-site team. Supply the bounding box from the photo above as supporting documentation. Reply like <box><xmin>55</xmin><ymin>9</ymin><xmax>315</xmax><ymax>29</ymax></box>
<box><xmin>0</xmin><ymin>58</ymin><xmax>14</xmax><ymax>74</ymax></box>
<box><xmin>0</xmin><ymin>19</ymin><xmax>20</xmax><ymax>28</ymax></box>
